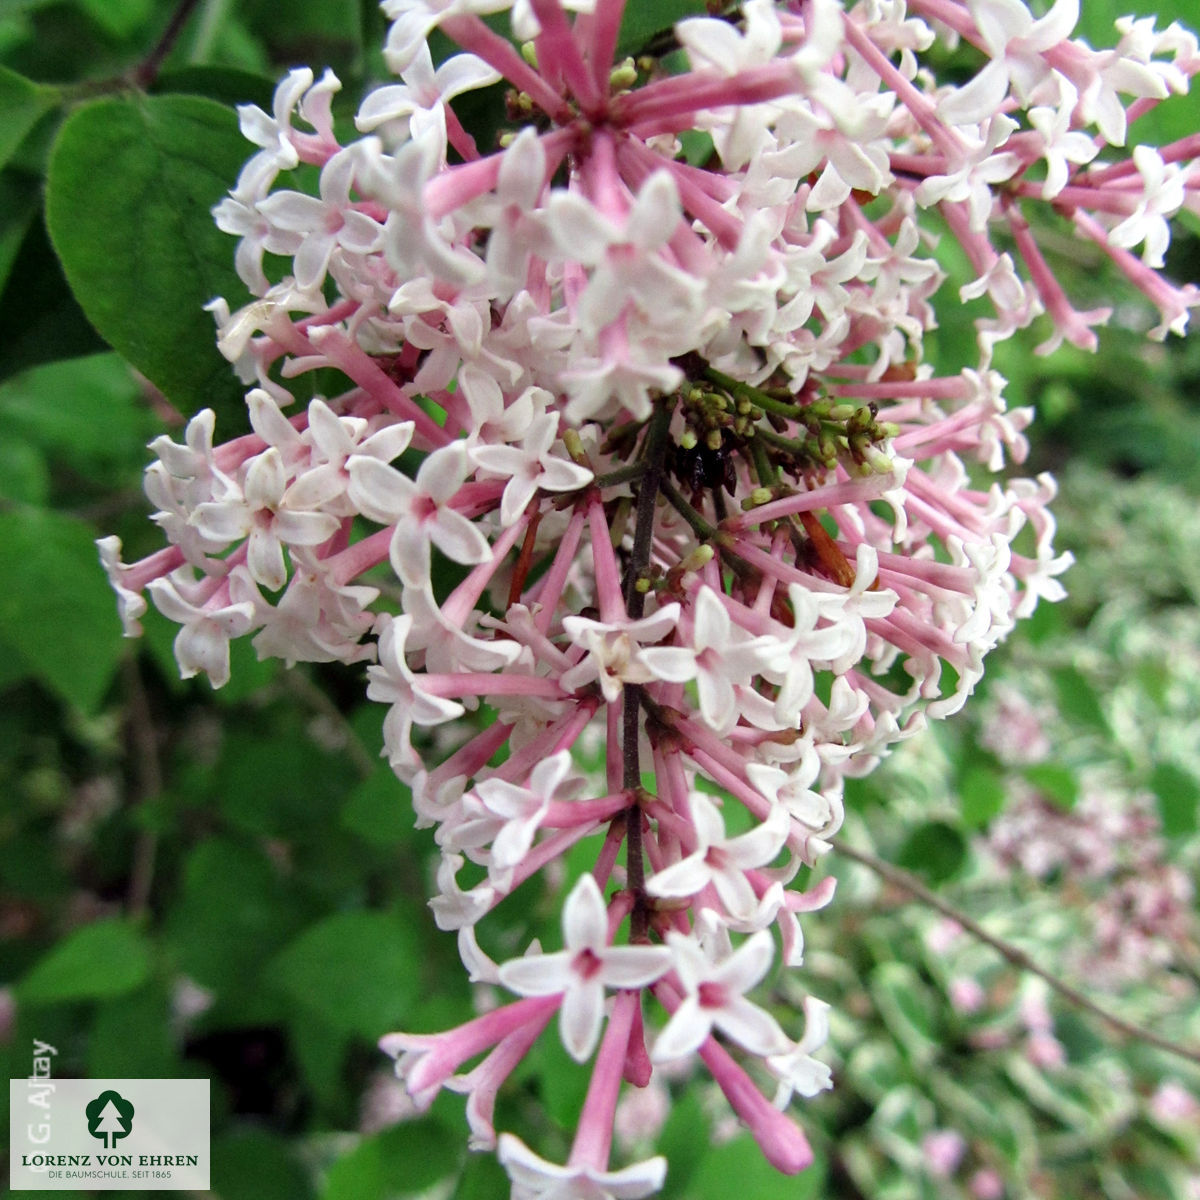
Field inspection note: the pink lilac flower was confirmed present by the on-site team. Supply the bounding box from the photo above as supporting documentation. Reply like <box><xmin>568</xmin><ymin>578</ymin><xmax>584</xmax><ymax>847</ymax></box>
<box><xmin>922</xmin><ymin>1128</ymin><xmax>967</xmax><ymax>1178</ymax></box>
<box><xmin>98</xmin><ymin>0</ymin><xmax>1200</xmax><ymax>1191</ymax></box>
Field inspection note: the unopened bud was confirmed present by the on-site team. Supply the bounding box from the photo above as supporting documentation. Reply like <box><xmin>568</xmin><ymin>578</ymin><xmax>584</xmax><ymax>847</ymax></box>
<box><xmin>609</xmin><ymin>57</ymin><xmax>638</xmax><ymax>90</ymax></box>
<box><xmin>520</xmin><ymin>41</ymin><xmax>538</xmax><ymax>68</ymax></box>
<box><xmin>678</xmin><ymin>544</ymin><xmax>715</xmax><ymax>572</ymax></box>
<box><xmin>743</xmin><ymin>487</ymin><xmax>774</xmax><ymax>510</ymax></box>
<box><xmin>705</xmin><ymin>428</ymin><xmax>723</xmax><ymax>451</ymax></box>
<box><xmin>863</xmin><ymin>445</ymin><xmax>894</xmax><ymax>474</ymax></box>
<box><xmin>562</xmin><ymin>428</ymin><xmax>591</xmax><ymax>467</ymax></box>
<box><xmin>680</xmin><ymin>429</ymin><xmax>698</xmax><ymax>450</ymax></box>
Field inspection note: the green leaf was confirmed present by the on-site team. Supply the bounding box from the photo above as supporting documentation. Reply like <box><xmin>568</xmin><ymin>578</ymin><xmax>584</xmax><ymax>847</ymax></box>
<box><xmin>267</xmin><ymin>910</ymin><xmax>422</xmax><ymax>1039</ymax></box>
<box><xmin>0</xmin><ymin>352</ymin><xmax>158</xmax><ymax>482</ymax></box>
<box><xmin>75</xmin><ymin>0</ymin><xmax>154</xmax><ymax>39</ymax></box>
<box><xmin>45</xmin><ymin>93</ymin><xmax>251</xmax><ymax>425</ymax></box>
<box><xmin>692</xmin><ymin>1136</ymin><xmax>825</xmax><ymax>1200</ymax></box>
<box><xmin>895</xmin><ymin>820</ymin><xmax>966</xmax><ymax>884</ymax></box>
<box><xmin>0</xmin><ymin>169</ymin><xmax>41</xmax><ymax>292</ymax></box>
<box><xmin>214</xmin><ymin>721</ymin><xmax>350</xmax><ymax>838</ymax></box>
<box><xmin>451</xmin><ymin>1153</ymin><xmax>510</xmax><ymax>1200</ymax></box>
<box><xmin>87</xmin><ymin>983</ymin><xmax>181</xmax><ymax>1079</ymax></box>
<box><xmin>870</xmin><ymin>962</ymin><xmax>939</xmax><ymax>1066</ymax></box>
<box><xmin>0</xmin><ymin>65</ymin><xmax>55</xmax><ymax>171</ymax></box>
<box><xmin>166</xmin><ymin>838</ymin><xmax>315</xmax><ymax>992</ymax></box>
<box><xmin>151</xmin><ymin>65</ymin><xmax>278</xmax><ymax>110</ymax></box>
<box><xmin>616</xmin><ymin>0</ymin><xmax>708</xmax><ymax>58</ymax></box>
<box><xmin>1151</xmin><ymin>762</ymin><xmax>1200</xmax><ymax>837</ymax></box>
<box><xmin>0</xmin><ymin>436</ymin><xmax>48</xmax><ymax>504</ymax></box>
<box><xmin>341</xmin><ymin>769</ymin><xmax>413</xmax><ymax>848</ymax></box>
<box><xmin>212</xmin><ymin>1129</ymin><xmax>315</xmax><ymax>1200</ymax></box>
<box><xmin>0</xmin><ymin>506</ymin><xmax>124</xmax><ymax>712</ymax></box>
<box><xmin>322</xmin><ymin>1120</ymin><xmax>461</xmax><ymax>1200</ymax></box>
<box><xmin>1023</xmin><ymin>762</ymin><xmax>1079</xmax><ymax>811</ymax></box>
<box><xmin>1052</xmin><ymin>666</ymin><xmax>1109</xmax><ymax>734</ymax></box>
<box><xmin>0</xmin><ymin>210</ymin><xmax>106</xmax><ymax>381</ymax></box>
<box><xmin>18</xmin><ymin>917</ymin><xmax>151</xmax><ymax>1004</ymax></box>
<box><xmin>959</xmin><ymin>765</ymin><xmax>1007</xmax><ymax>829</ymax></box>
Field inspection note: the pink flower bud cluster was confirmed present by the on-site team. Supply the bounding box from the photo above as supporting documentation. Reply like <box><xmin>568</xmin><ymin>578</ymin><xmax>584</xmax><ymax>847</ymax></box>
<box><xmin>99</xmin><ymin>0</ymin><xmax>1200</xmax><ymax>1192</ymax></box>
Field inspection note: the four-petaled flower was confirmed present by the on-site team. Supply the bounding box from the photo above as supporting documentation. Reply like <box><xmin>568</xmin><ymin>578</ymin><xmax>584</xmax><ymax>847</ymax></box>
<box><xmin>498</xmin><ymin>875</ymin><xmax>672</xmax><ymax>1062</ymax></box>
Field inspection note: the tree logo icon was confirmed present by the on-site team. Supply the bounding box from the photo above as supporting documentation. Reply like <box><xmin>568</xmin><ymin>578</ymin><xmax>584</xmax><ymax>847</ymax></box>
<box><xmin>85</xmin><ymin>1090</ymin><xmax>135</xmax><ymax>1149</ymax></box>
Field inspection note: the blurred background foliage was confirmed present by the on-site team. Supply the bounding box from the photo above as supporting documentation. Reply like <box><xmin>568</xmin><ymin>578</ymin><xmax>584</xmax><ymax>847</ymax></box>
<box><xmin>0</xmin><ymin>0</ymin><xmax>1199</xmax><ymax>1197</ymax></box>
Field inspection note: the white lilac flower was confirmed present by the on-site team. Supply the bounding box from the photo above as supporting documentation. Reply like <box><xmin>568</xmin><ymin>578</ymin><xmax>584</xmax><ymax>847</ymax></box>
<box><xmin>498</xmin><ymin>875</ymin><xmax>671</xmax><ymax>1062</ymax></box>
<box><xmin>652</xmin><ymin>928</ymin><xmax>790</xmax><ymax>1063</ymax></box>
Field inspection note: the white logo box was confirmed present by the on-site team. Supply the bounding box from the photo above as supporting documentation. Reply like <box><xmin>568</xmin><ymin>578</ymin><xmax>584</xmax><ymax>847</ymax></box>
<box><xmin>10</xmin><ymin>1078</ymin><xmax>210</xmax><ymax>1191</ymax></box>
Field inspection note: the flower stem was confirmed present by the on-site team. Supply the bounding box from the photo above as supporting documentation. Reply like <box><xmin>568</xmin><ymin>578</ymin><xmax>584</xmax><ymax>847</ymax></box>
<box><xmin>622</xmin><ymin>396</ymin><xmax>676</xmax><ymax>938</ymax></box>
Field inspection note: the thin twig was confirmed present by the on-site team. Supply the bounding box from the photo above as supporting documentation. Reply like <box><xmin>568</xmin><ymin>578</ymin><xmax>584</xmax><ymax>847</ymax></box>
<box><xmin>134</xmin><ymin>0</ymin><xmax>204</xmax><ymax>88</ymax></box>
<box><xmin>835</xmin><ymin>839</ymin><xmax>1200</xmax><ymax>1067</ymax></box>
<box><xmin>594</xmin><ymin>461</ymin><xmax>650</xmax><ymax>489</ymax></box>
<box><xmin>659</xmin><ymin>477</ymin><xmax>717</xmax><ymax>539</ymax></box>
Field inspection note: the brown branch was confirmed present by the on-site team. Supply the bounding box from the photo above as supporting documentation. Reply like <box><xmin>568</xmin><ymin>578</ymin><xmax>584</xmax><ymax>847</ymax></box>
<box><xmin>621</xmin><ymin>398</ymin><xmax>676</xmax><ymax>939</ymax></box>
<box><xmin>133</xmin><ymin>0</ymin><xmax>204</xmax><ymax>89</ymax></box>
<box><xmin>835</xmin><ymin>839</ymin><xmax>1200</xmax><ymax>1068</ymax></box>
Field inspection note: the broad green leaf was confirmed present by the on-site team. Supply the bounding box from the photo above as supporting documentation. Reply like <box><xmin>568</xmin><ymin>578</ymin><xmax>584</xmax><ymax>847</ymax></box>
<box><xmin>0</xmin><ymin>65</ymin><xmax>55</xmax><ymax>171</ymax></box>
<box><xmin>18</xmin><ymin>917</ymin><xmax>151</xmax><ymax>1003</ymax></box>
<box><xmin>0</xmin><ymin>437</ymin><xmax>48</xmax><ymax>504</ymax></box>
<box><xmin>1023</xmin><ymin>762</ymin><xmax>1079</xmax><ymax>810</ymax></box>
<box><xmin>76</xmin><ymin>0</ymin><xmax>154</xmax><ymax>39</ymax></box>
<box><xmin>287</xmin><ymin>1014</ymin><xmax>351</xmax><ymax>1113</ymax></box>
<box><xmin>211</xmin><ymin>1129</ymin><xmax>315</xmax><ymax>1200</ymax></box>
<box><xmin>526</xmin><ymin>1019</ymin><xmax>590</xmax><ymax>1127</ymax></box>
<box><xmin>321</xmin><ymin>1119</ymin><xmax>461</xmax><ymax>1200</ymax></box>
<box><xmin>0</xmin><ymin>506</ymin><xmax>124</xmax><ymax>712</ymax></box>
<box><xmin>870</xmin><ymin>962</ymin><xmax>939</xmax><ymax>1066</ymax></box>
<box><xmin>895</xmin><ymin>820</ymin><xmax>966</xmax><ymax>884</ymax></box>
<box><xmin>0</xmin><ymin>169</ymin><xmax>41</xmax><ymax>292</ymax></box>
<box><xmin>266</xmin><ymin>910</ymin><xmax>422</xmax><ymax>1039</ymax></box>
<box><xmin>691</xmin><ymin>1134</ymin><xmax>824</xmax><ymax>1200</ymax></box>
<box><xmin>0</xmin><ymin>352</ymin><xmax>157</xmax><ymax>481</ymax></box>
<box><xmin>658</xmin><ymin>1090</ymin><xmax>710</xmax><ymax>1200</ymax></box>
<box><xmin>88</xmin><ymin>983</ymin><xmax>181</xmax><ymax>1079</ymax></box>
<box><xmin>451</xmin><ymin>1153</ymin><xmax>510</xmax><ymax>1200</ymax></box>
<box><xmin>616</xmin><ymin>0</ymin><xmax>708</xmax><ymax>58</ymax></box>
<box><xmin>342</xmin><ymin>768</ymin><xmax>414</xmax><ymax>848</ymax></box>
<box><xmin>1052</xmin><ymin>665</ymin><xmax>1109</xmax><ymax>735</ymax></box>
<box><xmin>842</xmin><ymin>1039</ymin><xmax>910</xmax><ymax>1105</ymax></box>
<box><xmin>0</xmin><ymin>212</ymin><xmax>106</xmax><ymax>381</ymax></box>
<box><xmin>45</xmin><ymin>93</ymin><xmax>251</xmax><ymax>425</ymax></box>
<box><xmin>1151</xmin><ymin>761</ymin><xmax>1200</xmax><ymax>837</ymax></box>
<box><xmin>166</xmin><ymin>838</ymin><xmax>315</xmax><ymax>991</ymax></box>
<box><xmin>214</xmin><ymin>721</ymin><xmax>351</xmax><ymax>838</ymax></box>
<box><xmin>152</xmin><ymin>65</ymin><xmax>277</xmax><ymax>110</ymax></box>
<box><xmin>959</xmin><ymin>765</ymin><xmax>1007</xmax><ymax>829</ymax></box>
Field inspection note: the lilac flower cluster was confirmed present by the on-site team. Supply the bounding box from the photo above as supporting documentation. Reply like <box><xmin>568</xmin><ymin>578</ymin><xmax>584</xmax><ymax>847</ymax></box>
<box><xmin>99</xmin><ymin>0</ymin><xmax>1200</xmax><ymax>1192</ymax></box>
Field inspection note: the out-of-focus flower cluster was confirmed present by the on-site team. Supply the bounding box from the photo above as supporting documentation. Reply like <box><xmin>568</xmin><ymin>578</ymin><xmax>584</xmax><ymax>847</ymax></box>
<box><xmin>98</xmin><ymin>0</ymin><xmax>1200</xmax><ymax>1192</ymax></box>
<box><xmin>802</xmin><ymin>457</ymin><xmax>1200</xmax><ymax>1198</ymax></box>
